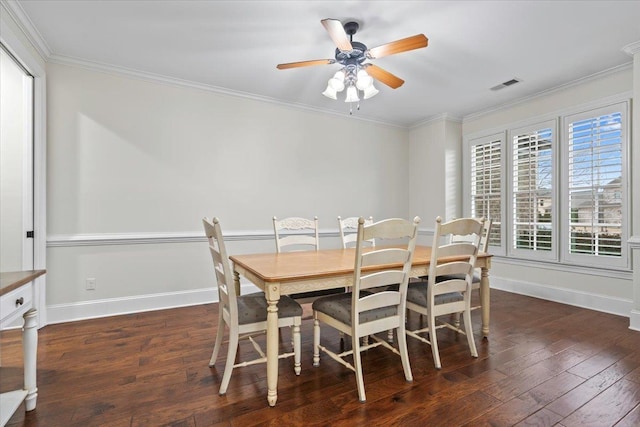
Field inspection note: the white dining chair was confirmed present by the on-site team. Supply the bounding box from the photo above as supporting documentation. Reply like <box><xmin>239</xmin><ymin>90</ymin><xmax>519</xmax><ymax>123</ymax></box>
<box><xmin>428</xmin><ymin>218</ymin><xmax>492</xmax><ymax>317</ymax></box>
<box><xmin>273</xmin><ymin>216</ymin><xmax>319</xmax><ymax>252</ymax></box>
<box><xmin>312</xmin><ymin>216</ymin><xmax>420</xmax><ymax>402</ymax></box>
<box><xmin>203</xmin><ymin>217</ymin><xmax>302</xmax><ymax>395</ymax></box>
<box><xmin>273</xmin><ymin>216</ymin><xmax>342</xmax><ymax>302</ymax></box>
<box><xmin>405</xmin><ymin>216</ymin><xmax>483</xmax><ymax>369</ymax></box>
<box><xmin>338</xmin><ymin>216</ymin><xmax>374</xmax><ymax>248</ymax></box>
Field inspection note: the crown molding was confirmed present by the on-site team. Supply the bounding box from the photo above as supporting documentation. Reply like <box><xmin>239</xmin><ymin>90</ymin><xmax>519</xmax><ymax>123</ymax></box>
<box><xmin>1</xmin><ymin>0</ymin><xmax>51</xmax><ymax>59</ymax></box>
<box><xmin>47</xmin><ymin>53</ymin><xmax>406</xmax><ymax>129</ymax></box>
<box><xmin>463</xmin><ymin>62</ymin><xmax>633</xmax><ymax>123</ymax></box>
<box><xmin>622</xmin><ymin>41</ymin><xmax>640</xmax><ymax>56</ymax></box>
<box><xmin>410</xmin><ymin>113</ymin><xmax>463</xmax><ymax>130</ymax></box>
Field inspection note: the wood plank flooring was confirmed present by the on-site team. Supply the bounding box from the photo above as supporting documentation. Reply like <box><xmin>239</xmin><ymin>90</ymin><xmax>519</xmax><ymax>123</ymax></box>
<box><xmin>2</xmin><ymin>289</ymin><xmax>640</xmax><ymax>426</ymax></box>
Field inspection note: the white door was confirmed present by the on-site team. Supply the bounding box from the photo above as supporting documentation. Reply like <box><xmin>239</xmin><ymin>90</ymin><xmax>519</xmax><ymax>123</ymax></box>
<box><xmin>1</xmin><ymin>45</ymin><xmax>34</xmax><ymax>271</ymax></box>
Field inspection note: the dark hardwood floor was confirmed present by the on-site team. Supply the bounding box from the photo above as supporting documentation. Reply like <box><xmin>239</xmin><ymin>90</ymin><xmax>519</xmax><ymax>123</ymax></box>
<box><xmin>2</xmin><ymin>289</ymin><xmax>640</xmax><ymax>426</ymax></box>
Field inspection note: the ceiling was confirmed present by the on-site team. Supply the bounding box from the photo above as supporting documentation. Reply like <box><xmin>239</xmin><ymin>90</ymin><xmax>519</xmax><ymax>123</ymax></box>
<box><xmin>11</xmin><ymin>0</ymin><xmax>640</xmax><ymax>127</ymax></box>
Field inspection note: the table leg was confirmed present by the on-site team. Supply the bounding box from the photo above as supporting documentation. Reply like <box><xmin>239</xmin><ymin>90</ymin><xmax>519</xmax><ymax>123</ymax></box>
<box><xmin>264</xmin><ymin>284</ymin><xmax>280</xmax><ymax>407</ymax></box>
<box><xmin>23</xmin><ymin>309</ymin><xmax>38</xmax><ymax>411</ymax></box>
<box><xmin>480</xmin><ymin>265</ymin><xmax>490</xmax><ymax>338</ymax></box>
<box><xmin>233</xmin><ymin>270</ymin><xmax>241</xmax><ymax>296</ymax></box>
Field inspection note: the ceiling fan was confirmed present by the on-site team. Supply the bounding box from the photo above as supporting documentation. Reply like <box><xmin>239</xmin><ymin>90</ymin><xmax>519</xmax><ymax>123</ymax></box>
<box><xmin>277</xmin><ymin>19</ymin><xmax>428</xmax><ymax>103</ymax></box>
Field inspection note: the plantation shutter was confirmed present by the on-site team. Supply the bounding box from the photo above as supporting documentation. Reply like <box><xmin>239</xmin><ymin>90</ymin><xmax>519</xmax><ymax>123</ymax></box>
<box><xmin>511</xmin><ymin>125</ymin><xmax>554</xmax><ymax>257</ymax></box>
<box><xmin>470</xmin><ymin>138</ymin><xmax>502</xmax><ymax>248</ymax></box>
<box><xmin>567</xmin><ymin>111</ymin><xmax>623</xmax><ymax>258</ymax></box>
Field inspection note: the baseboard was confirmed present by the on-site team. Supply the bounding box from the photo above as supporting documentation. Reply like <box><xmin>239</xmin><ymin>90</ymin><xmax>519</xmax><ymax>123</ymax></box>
<box><xmin>44</xmin><ymin>277</ymin><xmax>634</xmax><ymax>326</ymax></box>
<box><xmin>46</xmin><ymin>283</ymin><xmax>261</xmax><ymax>324</ymax></box>
<box><xmin>630</xmin><ymin>310</ymin><xmax>640</xmax><ymax>331</ymax></box>
<box><xmin>492</xmin><ymin>277</ymin><xmax>633</xmax><ymax>318</ymax></box>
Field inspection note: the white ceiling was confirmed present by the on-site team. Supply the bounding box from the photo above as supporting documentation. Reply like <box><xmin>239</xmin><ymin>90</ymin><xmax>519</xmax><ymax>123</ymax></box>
<box><xmin>11</xmin><ymin>0</ymin><xmax>640</xmax><ymax>127</ymax></box>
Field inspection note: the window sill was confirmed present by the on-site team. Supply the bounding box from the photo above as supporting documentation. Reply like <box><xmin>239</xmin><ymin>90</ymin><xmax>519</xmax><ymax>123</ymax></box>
<box><xmin>491</xmin><ymin>255</ymin><xmax>632</xmax><ymax>280</ymax></box>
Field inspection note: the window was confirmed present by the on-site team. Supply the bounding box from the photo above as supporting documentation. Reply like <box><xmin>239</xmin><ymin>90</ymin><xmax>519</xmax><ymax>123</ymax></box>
<box><xmin>509</xmin><ymin>121</ymin><xmax>556</xmax><ymax>260</ymax></box>
<box><xmin>563</xmin><ymin>104</ymin><xmax>627</xmax><ymax>268</ymax></box>
<box><xmin>468</xmin><ymin>134</ymin><xmax>504</xmax><ymax>254</ymax></box>
<box><xmin>464</xmin><ymin>100</ymin><xmax>629</xmax><ymax>270</ymax></box>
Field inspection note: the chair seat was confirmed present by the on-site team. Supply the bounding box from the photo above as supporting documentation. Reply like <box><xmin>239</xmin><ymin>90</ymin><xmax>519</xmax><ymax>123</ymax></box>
<box><xmin>406</xmin><ymin>282</ymin><xmax>463</xmax><ymax>307</ymax></box>
<box><xmin>312</xmin><ymin>291</ymin><xmax>397</xmax><ymax>325</ymax></box>
<box><xmin>237</xmin><ymin>293</ymin><xmax>302</xmax><ymax>325</ymax></box>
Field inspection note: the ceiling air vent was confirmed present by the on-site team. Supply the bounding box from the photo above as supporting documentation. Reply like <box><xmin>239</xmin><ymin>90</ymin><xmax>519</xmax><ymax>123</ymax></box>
<box><xmin>490</xmin><ymin>78</ymin><xmax>521</xmax><ymax>91</ymax></box>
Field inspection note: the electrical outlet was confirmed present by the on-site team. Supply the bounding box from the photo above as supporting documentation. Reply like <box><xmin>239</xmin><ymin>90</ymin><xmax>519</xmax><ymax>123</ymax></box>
<box><xmin>86</xmin><ymin>278</ymin><xmax>96</xmax><ymax>290</ymax></box>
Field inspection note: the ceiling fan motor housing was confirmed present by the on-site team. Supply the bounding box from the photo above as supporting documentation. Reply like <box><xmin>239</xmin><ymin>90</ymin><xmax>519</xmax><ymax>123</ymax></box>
<box><xmin>335</xmin><ymin>41</ymin><xmax>368</xmax><ymax>66</ymax></box>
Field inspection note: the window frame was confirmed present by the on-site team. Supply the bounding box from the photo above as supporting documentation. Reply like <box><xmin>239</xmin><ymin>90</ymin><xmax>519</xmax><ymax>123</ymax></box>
<box><xmin>560</xmin><ymin>101</ymin><xmax>629</xmax><ymax>269</ymax></box>
<box><xmin>507</xmin><ymin>119</ymin><xmax>558</xmax><ymax>262</ymax></box>
<box><xmin>463</xmin><ymin>98</ymin><xmax>630</xmax><ymax>272</ymax></box>
<box><xmin>463</xmin><ymin>132</ymin><xmax>507</xmax><ymax>256</ymax></box>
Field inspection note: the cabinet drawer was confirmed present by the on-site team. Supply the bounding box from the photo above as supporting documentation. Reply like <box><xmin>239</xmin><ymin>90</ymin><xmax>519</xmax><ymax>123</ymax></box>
<box><xmin>0</xmin><ymin>283</ymin><xmax>33</xmax><ymax>325</ymax></box>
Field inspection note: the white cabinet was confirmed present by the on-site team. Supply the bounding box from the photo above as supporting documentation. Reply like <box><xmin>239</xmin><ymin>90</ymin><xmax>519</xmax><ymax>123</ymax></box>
<box><xmin>0</xmin><ymin>270</ymin><xmax>44</xmax><ymax>426</ymax></box>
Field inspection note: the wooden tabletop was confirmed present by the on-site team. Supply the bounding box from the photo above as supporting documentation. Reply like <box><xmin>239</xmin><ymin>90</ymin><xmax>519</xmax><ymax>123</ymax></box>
<box><xmin>0</xmin><ymin>270</ymin><xmax>46</xmax><ymax>296</ymax></box>
<box><xmin>230</xmin><ymin>245</ymin><xmax>490</xmax><ymax>283</ymax></box>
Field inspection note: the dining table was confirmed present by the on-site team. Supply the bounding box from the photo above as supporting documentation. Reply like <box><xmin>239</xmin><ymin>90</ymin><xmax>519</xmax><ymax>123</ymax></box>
<box><xmin>229</xmin><ymin>244</ymin><xmax>492</xmax><ymax>407</ymax></box>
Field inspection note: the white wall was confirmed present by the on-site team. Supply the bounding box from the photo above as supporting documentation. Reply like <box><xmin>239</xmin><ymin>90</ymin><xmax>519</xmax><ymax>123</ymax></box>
<box><xmin>45</xmin><ymin>62</ymin><xmax>410</xmax><ymax>322</ymax></box>
<box><xmin>409</xmin><ymin>116</ymin><xmax>462</xmax><ymax>244</ymax></box>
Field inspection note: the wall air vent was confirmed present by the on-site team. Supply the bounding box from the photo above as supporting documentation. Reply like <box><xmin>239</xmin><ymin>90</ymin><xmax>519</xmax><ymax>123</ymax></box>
<box><xmin>490</xmin><ymin>78</ymin><xmax>522</xmax><ymax>91</ymax></box>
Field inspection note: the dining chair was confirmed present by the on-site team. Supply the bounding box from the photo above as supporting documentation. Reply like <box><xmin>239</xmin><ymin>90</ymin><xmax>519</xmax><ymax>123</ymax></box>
<box><xmin>273</xmin><ymin>216</ymin><xmax>341</xmax><ymax>301</ymax></box>
<box><xmin>273</xmin><ymin>216</ymin><xmax>319</xmax><ymax>252</ymax></box>
<box><xmin>405</xmin><ymin>216</ymin><xmax>483</xmax><ymax>369</ymax></box>
<box><xmin>203</xmin><ymin>217</ymin><xmax>302</xmax><ymax>395</ymax></box>
<box><xmin>312</xmin><ymin>216</ymin><xmax>420</xmax><ymax>402</ymax></box>
<box><xmin>440</xmin><ymin>218</ymin><xmax>493</xmax><ymax>312</ymax></box>
<box><xmin>338</xmin><ymin>216</ymin><xmax>374</xmax><ymax>248</ymax></box>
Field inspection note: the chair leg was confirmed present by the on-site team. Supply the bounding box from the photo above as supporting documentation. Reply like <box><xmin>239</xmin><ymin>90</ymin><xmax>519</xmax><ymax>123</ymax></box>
<box><xmin>428</xmin><ymin>313</ymin><xmax>441</xmax><ymax>369</ymax></box>
<box><xmin>352</xmin><ymin>334</ymin><xmax>366</xmax><ymax>402</ymax></box>
<box><xmin>463</xmin><ymin>308</ymin><xmax>478</xmax><ymax>358</ymax></box>
<box><xmin>293</xmin><ymin>318</ymin><xmax>301</xmax><ymax>375</ymax></box>
<box><xmin>313</xmin><ymin>315</ymin><xmax>320</xmax><ymax>367</ymax></box>
<box><xmin>218</xmin><ymin>329</ymin><xmax>239</xmax><ymax>395</ymax></box>
<box><xmin>387</xmin><ymin>329</ymin><xmax>394</xmax><ymax>343</ymax></box>
<box><xmin>397</xmin><ymin>324</ymin><xmax>413</xmax><ymax>383</ymax></box>
<box><xmin>209</xmin><ymin>310</ymin><xmax>225</xmax><ymax>367</ymax></box>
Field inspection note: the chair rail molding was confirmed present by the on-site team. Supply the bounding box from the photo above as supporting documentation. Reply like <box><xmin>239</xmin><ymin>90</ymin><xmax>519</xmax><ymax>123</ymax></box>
<box><xmin>47</xmin><ymin>229</ymin><xmax>346</xmax><ymax>247</ymax></box>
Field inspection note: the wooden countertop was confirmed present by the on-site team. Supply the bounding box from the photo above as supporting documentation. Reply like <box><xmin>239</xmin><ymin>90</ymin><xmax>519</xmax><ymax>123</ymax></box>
<box><xmin>0</xmin><ymin>270</ymin><xmax>46</xmax><ymax>296</ymax></box>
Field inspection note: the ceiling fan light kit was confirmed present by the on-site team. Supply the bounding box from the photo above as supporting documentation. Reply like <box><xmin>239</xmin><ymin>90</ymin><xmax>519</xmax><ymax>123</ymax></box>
<box><xmin>277</xmin><ymin>18</ymin><xmax>428</xmax><ymax>114</ymax></box>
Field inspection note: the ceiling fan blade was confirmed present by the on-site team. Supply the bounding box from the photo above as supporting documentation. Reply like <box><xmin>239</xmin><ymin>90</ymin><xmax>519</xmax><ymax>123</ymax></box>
<box><xmin>367</xmin><ymin>34</ymin><xmax>428</xmax><ymax>59</ymax></box>
<box><xmin>321</xmin><ymin>18</ymin><xmax>353</xmax><ymax>52</ymax></box>
<box><xmin>365</xmin><ymin>64</ymin><xmax>405</xmax><ymax>89</ymax></box>
<box><xmin>276</xmin><ymin>59</ymin><xmax>334</xmax><ymax>70</ymax></box>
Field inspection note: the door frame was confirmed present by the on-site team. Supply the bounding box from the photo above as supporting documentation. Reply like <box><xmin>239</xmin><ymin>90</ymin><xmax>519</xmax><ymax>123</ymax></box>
<box><xmin>1</xmin><ymin>6</ymin><xmax>48</xmax><ymax>327</ymax></box>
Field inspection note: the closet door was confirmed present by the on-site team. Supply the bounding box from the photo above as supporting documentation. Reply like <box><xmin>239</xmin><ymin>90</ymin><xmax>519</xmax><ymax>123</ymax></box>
<box><xmin>1</xmin><ymin>45</ymin><xmax>34</xmax><ymax>271</ymax></box>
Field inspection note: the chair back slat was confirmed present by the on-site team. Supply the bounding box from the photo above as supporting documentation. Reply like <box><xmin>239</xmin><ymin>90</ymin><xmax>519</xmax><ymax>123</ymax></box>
<box><xmin>359</xmin><ymin>291</ymin><xmax>401</xmax><ymax>312</ymax></box>
<box><xmin>361</xmin><ymin>248</ymin><xmax>408</xmax><ymax>267</ymax></box>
